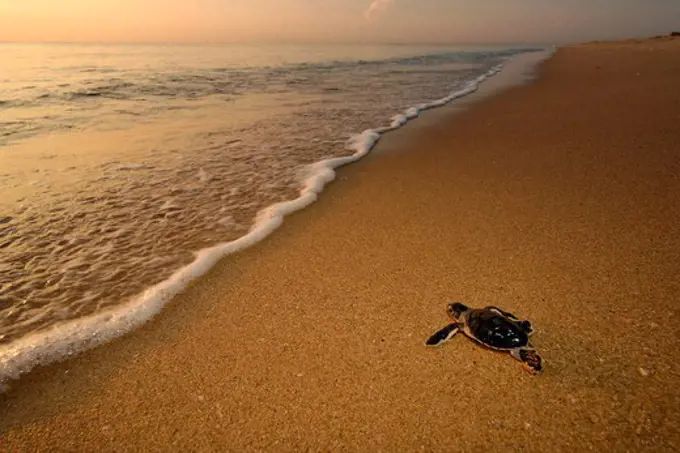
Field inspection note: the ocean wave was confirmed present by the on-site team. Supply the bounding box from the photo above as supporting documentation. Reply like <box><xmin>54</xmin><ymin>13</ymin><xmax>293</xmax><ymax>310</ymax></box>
<box><xmin>5</xmin><ymin>48</ymin><xmax>538</xmax><ymax>120</ymax></box>
<box><xmin>0</xmin><ymin>60</ymin><xmax>514</xmax><ymax>390</ymax></box>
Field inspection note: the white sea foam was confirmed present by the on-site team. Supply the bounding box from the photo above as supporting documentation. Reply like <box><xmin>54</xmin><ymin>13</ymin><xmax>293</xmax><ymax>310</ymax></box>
<box><xmin>0</xmin><ymin>62</ymin><xmax>507</xmax><ymax>390</ymax></box>
<box><xmin>386</xmin><ymin>64</ymin><xmax>502</xmax><ymax>131</ymax></box>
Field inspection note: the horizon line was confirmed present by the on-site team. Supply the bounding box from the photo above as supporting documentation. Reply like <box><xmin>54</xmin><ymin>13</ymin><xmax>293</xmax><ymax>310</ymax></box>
<box><xmin>0</xmin><ymin>38</ymin><xmax>565</xmax><ymax>47</ymax></box>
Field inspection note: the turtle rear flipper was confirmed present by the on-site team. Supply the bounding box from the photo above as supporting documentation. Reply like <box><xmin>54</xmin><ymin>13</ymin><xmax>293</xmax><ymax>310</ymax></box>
<box><xmin>519</xmin><ymin>320</ymin><xmax>534</xmax><ymax>336</ymax></box>
<box><xmin>510</xmin><ymin>347</ymin><xmax>543</xmax><ymax>374</ymax></box>
<box><xmin>425</xmin><ymin>323</ymin><xmax>459</xmax><ymax>346</ymax></box>
<box><xmin>485</xmin><ymin>306</ymin><xmax>521</xmax><ymax>322</ymax></box>
<box><xmin>485</xmin><ymin>306</ymin><xmax>534</xmax><ymax>335</ymax></box>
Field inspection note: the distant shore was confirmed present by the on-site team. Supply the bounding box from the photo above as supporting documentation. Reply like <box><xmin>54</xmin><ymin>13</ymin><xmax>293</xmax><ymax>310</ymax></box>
<box><xmin>2</xmin><ymin>38</ymin><xmax>680</xmax><ymax>451</ymax></box>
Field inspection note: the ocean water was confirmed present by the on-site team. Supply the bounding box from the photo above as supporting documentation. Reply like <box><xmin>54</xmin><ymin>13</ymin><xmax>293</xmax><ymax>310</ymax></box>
<box><xmin>0</xmin><ymin>43</ymin><xmax>538</xmax><ymax>383</ymax></box>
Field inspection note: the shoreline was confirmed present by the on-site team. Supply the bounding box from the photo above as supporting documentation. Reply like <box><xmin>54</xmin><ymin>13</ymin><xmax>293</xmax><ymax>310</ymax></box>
<box><xmin>0</xmin><ymin>50</ymin><xmax>548</xmax><ymax>388</ymax></box>
<box><xmin>2</xmin><ymin>39</ymin><xmax>680</xmax><ymax>451</ymax></box>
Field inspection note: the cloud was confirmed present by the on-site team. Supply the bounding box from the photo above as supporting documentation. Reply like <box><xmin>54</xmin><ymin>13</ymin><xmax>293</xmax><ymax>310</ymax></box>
<box><xmin>364</xmin><ymin>0</ymin><xmax>393</xmax><ymax>19</ymax></box>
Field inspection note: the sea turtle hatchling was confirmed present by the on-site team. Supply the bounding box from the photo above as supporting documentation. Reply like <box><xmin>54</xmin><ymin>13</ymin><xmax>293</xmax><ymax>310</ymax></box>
<box><xmin>426</xmin><ymin>302</ymin><xmax>543</xmax><ymax>374</ymax></box>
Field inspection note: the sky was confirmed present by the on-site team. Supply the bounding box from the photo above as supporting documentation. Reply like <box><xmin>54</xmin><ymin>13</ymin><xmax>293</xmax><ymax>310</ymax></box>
<box><xmin>1</xmin><ymin>0</ymin><xmax>679</xmax><ymax>45</ymax></box>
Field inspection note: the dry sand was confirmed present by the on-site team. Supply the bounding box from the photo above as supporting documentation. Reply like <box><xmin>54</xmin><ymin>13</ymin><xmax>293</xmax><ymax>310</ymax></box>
<box><xmin>2</xmin><ymin>39</ymin><xmax>680</xmax><ymax>452</ymax></box>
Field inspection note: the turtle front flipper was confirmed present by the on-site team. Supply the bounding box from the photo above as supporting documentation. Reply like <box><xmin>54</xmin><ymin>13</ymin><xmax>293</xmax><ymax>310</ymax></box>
<box><xmin>510</xmin><ymin>347</ymin><xmax>543</xmax><ymax>374</ymax></box>
<box><xmin>425</xmin><ymin>323</ymin><xmax>460</xmax><ymax>346</ymax></box>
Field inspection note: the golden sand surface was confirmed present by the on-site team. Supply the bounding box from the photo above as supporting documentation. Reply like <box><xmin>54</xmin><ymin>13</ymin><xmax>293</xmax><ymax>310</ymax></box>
<box><xmin>2</xmin><ymin>38</ymin><xmax>680</xmax><ymax>452</ymax></box>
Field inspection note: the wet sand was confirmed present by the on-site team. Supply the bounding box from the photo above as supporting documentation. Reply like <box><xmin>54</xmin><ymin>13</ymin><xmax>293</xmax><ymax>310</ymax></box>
<box><xmin>2</xmin><ymin>38</ymin><xmax>680</xmax><ymax>451</ymax></box>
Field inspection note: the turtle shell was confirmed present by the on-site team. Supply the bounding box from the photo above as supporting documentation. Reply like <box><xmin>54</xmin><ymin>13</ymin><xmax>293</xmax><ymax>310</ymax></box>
<box><xmin>465</xmin><ymin>309</ymin><xmax>529</xmax><ymax>349</ymax></box>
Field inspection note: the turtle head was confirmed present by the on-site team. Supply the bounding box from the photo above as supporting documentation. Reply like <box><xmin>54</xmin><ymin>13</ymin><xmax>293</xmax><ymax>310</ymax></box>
<box><xmin>447</xmin><ymin>302</ymin><xmax>469</xmax><ymax>321</ymax></box>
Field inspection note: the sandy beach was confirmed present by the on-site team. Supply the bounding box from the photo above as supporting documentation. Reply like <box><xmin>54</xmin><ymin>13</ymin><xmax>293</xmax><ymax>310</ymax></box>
<box><xmin>2</xmin><ymin>37</ymin><xmax>680</xmax><ymax>452</ymax></box>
